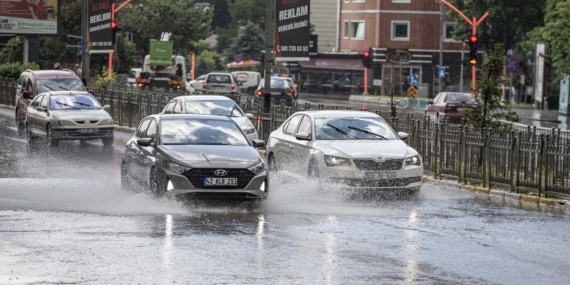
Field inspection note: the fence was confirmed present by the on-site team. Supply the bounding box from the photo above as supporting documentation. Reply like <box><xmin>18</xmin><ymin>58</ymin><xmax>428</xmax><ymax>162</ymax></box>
<box><xmin>1</xmin><ymin>77</ymin><xmax>570</xmax><ymax>197</ymax></box>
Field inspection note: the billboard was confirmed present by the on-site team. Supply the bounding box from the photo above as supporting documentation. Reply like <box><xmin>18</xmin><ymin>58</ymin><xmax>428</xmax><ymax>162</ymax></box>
<box><xmin>149</xmin><ymin>40</ymin><xmax>173</xmax><ymax>65</ymax></box>
<box><xmin>88</xmin><ymin>0</ymin><xmax>113</xmax><ymax>54</ymax></box>
<box><xmin>0</xmin><ymin>0</ymin><xmax>60</xmax><ymax>35</ymax></box>
<box><xmin>275</xmin><ymin>0</ymin><xmax>310</xmax><ymax>61</ymax></box>
<box><xmin>534</xmin><ymin>42</ymin><xmax>546</xmax><ymax>104</ymax></box>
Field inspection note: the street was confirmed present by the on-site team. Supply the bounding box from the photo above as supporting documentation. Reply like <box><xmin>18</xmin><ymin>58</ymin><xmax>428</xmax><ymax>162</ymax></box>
<box><xmin>1</xmin><ymin>106</ymin><xmax>570</xmax><ymax>284</ymax></box>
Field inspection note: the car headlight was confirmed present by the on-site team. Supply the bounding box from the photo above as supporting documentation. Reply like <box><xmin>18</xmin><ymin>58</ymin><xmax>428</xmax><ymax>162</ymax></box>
<box><xmin>57</xmin><ymin>120</ymin><xmax>75</xmax><ymax>126</ymax></box>
<box><xmin>243</xmin><ymin>124</ymin><xmax>256</xmax><ymax>135</ymax></box>
<box><xmin>164</xmin><ymin>161</ymin><xmax>191</xmax><ymax>174</ymax></box>
<box><xmin>405</xmin><ymin>155</ymin><xmax>422</xmax><ymax>166</ymax></box>
<box><xmin>324</xmin><ymin>155</ymin><xmax>351</xmax><ymax>167</ymax></box>
<box><xmin>248</xmin><ymin>160</ymin><xmax>266</xmax><ymax>175</ymax></box>
<box><xmin>100</xmin><ymin>118</ymin><xmax>114</xmax><ymax>125</ymax></box>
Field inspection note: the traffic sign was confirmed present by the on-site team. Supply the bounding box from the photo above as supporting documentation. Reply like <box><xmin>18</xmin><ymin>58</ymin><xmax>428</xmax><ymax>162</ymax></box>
<box><xmin>438</xmin><ymin>67</ymin><xmax>445</xmax><ymax>78</ymax></box>
<box><xmin>407</xmin><ymin>86</ymin><xmax>418</xmax><ymax>98</ymax></box>
<box><xmin>407</xmin><ymin>74</ymin><xmax>419</xmax><ymax>87</ymax></box>
<box><xmin>77</xmin><ymin>41</ymin><xmax>82</xmax><ymax>55</ymax></box>
<box><xmin>506</xmin><ymin>57</ymin><xmax>520</xmax><ymax>73</ymax></box>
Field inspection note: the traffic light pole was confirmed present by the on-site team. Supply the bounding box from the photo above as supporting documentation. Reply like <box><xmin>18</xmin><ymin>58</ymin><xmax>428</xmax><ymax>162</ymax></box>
<box><xmin>108</xmin><ymin>0</ymin><xmax>132</xmax><ymax>79</ymax></box>
<box><xmin>439</xmin><ymin>0</ymin><xmax>488</xmax><ymax>96</ymax></box>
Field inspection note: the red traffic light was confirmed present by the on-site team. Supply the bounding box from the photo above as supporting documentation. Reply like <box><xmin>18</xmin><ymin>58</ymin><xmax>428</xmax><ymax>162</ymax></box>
<box><xmin>468</xmin><ymin>34</ymin><xmax>478</xmax><ymax>44</ymax></box>
<box><xmin>111</xmin><ymin>20</ymin><xmax>117</xmax><ymax>30</ymax></box>
<box><xmin>363</xmin><ymin>50</ymin><xmax>370</xmax><ymax>57</ymax></box>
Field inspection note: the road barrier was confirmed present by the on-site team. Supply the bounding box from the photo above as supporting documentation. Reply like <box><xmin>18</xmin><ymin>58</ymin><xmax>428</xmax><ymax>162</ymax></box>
<box><xmin>1</xmin><ymin>77</ymin><xmax>569</xmax><ymax>198</ymax></box>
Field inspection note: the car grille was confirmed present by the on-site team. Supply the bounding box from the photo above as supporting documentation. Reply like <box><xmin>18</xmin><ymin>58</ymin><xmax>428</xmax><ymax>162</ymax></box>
<box><xmin>64</xmin><ymin>128</ymin><xmax>114</xmax><ymax>137</ymax></box>
<box><xmin>333</xmin><ymin>176</ymin><xmax>422</xmax><ymax>188</ymax></box>
<box><xmin>184</xmin><ymin>169</ymin><xmax>255</xmax><ymax>189</ymax></box>
<box><xmin>353</xmin><ymin>159</ymin><xmax>403</xmax><ymax>171</ymax></box>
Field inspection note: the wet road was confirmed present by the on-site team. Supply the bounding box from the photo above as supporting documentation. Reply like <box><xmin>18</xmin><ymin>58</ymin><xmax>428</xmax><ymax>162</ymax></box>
<box><xmin>1</xmin><ymin>107</ymin><xmax>570</xmax><ymax>284</ymax></box>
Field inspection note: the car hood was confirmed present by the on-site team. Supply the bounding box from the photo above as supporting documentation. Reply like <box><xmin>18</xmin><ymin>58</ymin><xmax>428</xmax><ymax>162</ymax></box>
<box><xmin>51</xmin><ymin>109</ymin><xmax>112</xmax><ymax>120</ymax></box>
<box><xmin>230</xmin><ymin>116</ymin><xmax>254</xmax><ymax>129</ymax></box>
<box><xmin>314</xmin><ymin>140</ymin><xmax>417</xmax><ymax>159</ymax></box>
<box><xmin>159</xmin><ymin>145</ymin><xmax>261</xmax><ymax>168</ymax></box>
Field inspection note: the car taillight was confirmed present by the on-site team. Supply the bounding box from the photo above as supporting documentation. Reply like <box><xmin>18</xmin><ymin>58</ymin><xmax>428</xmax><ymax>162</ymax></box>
<box><xmin>294</xmin><ymin>83</ymin><xmax>298</xmax><ymax>89</ymax></box>
<box><xmin>287</xmin><ymin>89</ymin><xmax>294</xmax><ymax>97</ymax></box>
<box><xmin>231</xmin><ymin>83</ymin><xmax>235</xmax><ymax>90</ymax></box>
<box><xmin>203</xmin><ymin>82</ymin><xmax>207</xmax><ymax>89</ymax></box>
<box><xmin>256</xmin><ymin>90</ymin><xmax>263</xmax><ymax>97</ymax></box>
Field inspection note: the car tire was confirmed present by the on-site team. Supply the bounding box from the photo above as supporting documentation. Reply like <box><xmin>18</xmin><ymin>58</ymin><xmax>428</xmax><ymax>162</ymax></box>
<box><xmin>267</xmin><ymin>153</ymin><xmax>278</xmax><ymax>173</ymax></box>
<box><xmin>308</xmin><ymin>159</ymin><xmax>319</xmax><ymax>178</ymax></box>
<box><xmin>102</xmin><ymin>137</ymin><xmax>114</xmax><ymax>147</ymax></box>
<box><xmin>149</xmin><ymin>167</ymin><xmax>168</xmax><ymax>198</ymax></box>
<box><xmin>47</xmin><ymin>125</ymin><xmax>59</xmax><ymax>147</ymax></box>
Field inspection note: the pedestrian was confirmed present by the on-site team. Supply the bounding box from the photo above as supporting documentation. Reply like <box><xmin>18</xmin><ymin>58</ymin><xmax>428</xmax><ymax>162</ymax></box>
<box><xmin>75</xmin><ymin>64</ymin><xmax>82</xmax><ymax>78</ymax></box>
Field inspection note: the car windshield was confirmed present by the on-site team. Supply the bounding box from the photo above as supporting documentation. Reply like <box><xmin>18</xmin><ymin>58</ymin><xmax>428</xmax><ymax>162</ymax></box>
<box><xmin>49</xmin><ymin>94</ymin><xmax>102</xmax><ymax>110</ymax></box>
<box><xmin>183</xmin><ymin>100</ymin><xmax>245</xmax><ymax>117</ymax></box>
<box><xmin>446</xmin><ymin>93</ymin><xmax>474</xmax><ymax>103</ymax></box>
<box><xmin>270</xmin><ymin>78</ymin><xmax>290</xmax><ymax>89</ymax></box>
<box><xmin>315</xmin><ymin>117</ymin><xmax>399</xmax><ymax>141</ymax></box>
<box><xmin>37</xmin><ymin>78</ymin><xmax>85</xmax><ymax>93</ymax></box>
<box><xmin>160</xmin><ymin>118</ymin><xmax>250</xmax><ymax>146</ymax></box>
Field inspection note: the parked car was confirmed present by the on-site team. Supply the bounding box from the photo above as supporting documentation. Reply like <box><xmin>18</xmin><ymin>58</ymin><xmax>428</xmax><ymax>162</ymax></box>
<box><xmin>15</xmin><ymin>69</ymin><xmax>87</xmax><ymax>131</ymax></box>
<box><xmin>255</xmin><ymin>77</ymin><xmax>297</xmax><ymax>104</ymax></box>
<box><xmin>425</xmin><ymin>92</ymin><xmax>479</xmax><ymax>122</ymax></box>
<box><xmin>202</xmin><ymin>72</ymin><xmax>240</xmax><ymax>96</ymax></box>
<box><xmin>25</xmin><ymin>91</ymin><xmax>114</xmax><ymax>147</ymax></box>
<box><xmin>186</xmin><ymin>74</ymin><xmax>207</xmax><ymax>94</ymax></box>
<box><xmin>266</xmin><ymin>110</ymin><xmax>423</xmax><ymax>194</ymax></box>
<box><xmin>120</xmin><ymin>114</ymin><xmax>268</xmax><ymax>200</ymax></box>
<box><xmin>161</xmin><ymin>95</ymin><xmax>259</xmax><ymax>140</ymax></box>
<box><xmin>231</xmin><ymin>71</ymin><xmax>261</xmax><ymax>95</ymax></box>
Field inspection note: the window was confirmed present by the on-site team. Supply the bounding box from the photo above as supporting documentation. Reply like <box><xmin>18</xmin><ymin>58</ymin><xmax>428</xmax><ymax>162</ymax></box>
<box><xmin>392</xmin><ymin>0</ymin><xmax>411</xmax><ymax>3</ymax></box>
<box><xmin>297</xmin><ymin>116</ymin><xmax>312</xmax><ymax>136</ymax></box>
<box><xmin>284</xmin><ymin>115</ymin><xmax>303</xmax><ymax>135</ymax></box>
<box><xmin>135</xmin><ymin>119</ymin><xmax>151</xmax><ymax>138</ymax></box>
<box><xmin>351</xmin><ymin>21</ymin><xmax>365</xmax><ymax>39</ymax></box>
<box><xmin>343</xmin><ymin>21</ymin><xmax>349</xmax><ymax>38</ymax></box>
<box><xmin>145</xmin><ymin>120</ymin><xmax>157</xmax><ymax>139</ymax></box>
<box><xmin>391</xmin><ymin>21</ymin><xmax>410</xmax><ymax>41</ymax></box>
<box><xmin>444</xmin><ymin>22</ymin><xmax>460</xmax><ymax>42</ymax></box>
<box><xmin>163</xmin><ymin>101</ymin><xmax>176</xmax><ymax>114</ymax></box>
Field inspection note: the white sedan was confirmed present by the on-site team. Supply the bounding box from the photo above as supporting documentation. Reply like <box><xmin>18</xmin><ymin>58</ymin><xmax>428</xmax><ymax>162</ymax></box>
<box><xmin>266</xmin><ymin>110</ymin><xmax>423</xmax><ymax>194</ymax></box>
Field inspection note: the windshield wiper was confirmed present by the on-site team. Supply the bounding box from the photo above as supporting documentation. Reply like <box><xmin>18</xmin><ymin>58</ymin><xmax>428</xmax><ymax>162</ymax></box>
<box><xmin>58</xmin><ymin>86</ymin><xmax>70</xmax><ymax>91</ymax></box>
<box><xmin>72</xmin><ymin>101</ymin><xmax>100</xmax><ymax>109</ymax></box>
<box><xmin>54</xmin><ymin>101</ymin><xmax>80</xmax><ymax>109</ymax></box>
<box><xmin>348</xmin><ymin>126</ymin><xmax>387</xmax><ymax>140</ymax></box>
<box><xmin>326</xmin><ymin>123</ymin><xmax>359</xmax><ymax>139</ymax></box>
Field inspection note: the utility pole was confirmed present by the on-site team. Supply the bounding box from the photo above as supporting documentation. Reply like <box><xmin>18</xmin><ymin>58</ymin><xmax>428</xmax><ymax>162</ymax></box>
<box><xmin>438</xmin><ymin>3</ymin><xmax>443</xmax><ymax>94</ymax></box>
<box><xmin>81</xmin><ymin>0</ymin><xmax>90</xmax><ymax>86</ymax></box>
<box><xmin>263</xmin><ymin>0</ymin><xmax>275</xmax><ymax>113</ymax></box>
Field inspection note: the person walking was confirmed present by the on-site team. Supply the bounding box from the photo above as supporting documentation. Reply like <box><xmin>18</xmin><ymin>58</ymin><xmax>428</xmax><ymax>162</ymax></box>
<box><xmin>74</xmin><ymin>64</ymin><xmax>82</xmax><ymax>78</ymax></box>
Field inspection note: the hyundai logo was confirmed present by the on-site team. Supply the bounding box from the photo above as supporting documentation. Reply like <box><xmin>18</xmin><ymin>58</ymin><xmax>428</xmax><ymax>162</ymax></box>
<box><xmin>213</xmin><ymin>169</ymin><xmax>228</xmax><ymax>177</ymax></box>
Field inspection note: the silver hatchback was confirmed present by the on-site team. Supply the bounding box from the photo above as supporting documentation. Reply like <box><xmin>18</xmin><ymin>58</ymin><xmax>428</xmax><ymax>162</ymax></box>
<box><xmin>202</xmin><ymin>72</ymin><xmax>240</xmax><ymax>96</ymax></box>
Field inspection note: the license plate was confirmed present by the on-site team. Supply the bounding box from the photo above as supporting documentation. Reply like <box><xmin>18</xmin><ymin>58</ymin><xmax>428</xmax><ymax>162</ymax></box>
<box><xmin>364</xmin><ymin>172</ymin><xmax>396</xmax><ymax>179</ymax></box>
<box><xmin>78</xmin><ymin>128</ymin><xmax>98</xmax><ymax>134</ymax></box>
<box><xmin>203</xmin><ymin>177</ymin><xmax>237</xmax><ymax>186</ymax></box>
<box><xmin>271</xmin><ymin>91</ymin><xmax>281</xmax><ymax>95</ymax></box>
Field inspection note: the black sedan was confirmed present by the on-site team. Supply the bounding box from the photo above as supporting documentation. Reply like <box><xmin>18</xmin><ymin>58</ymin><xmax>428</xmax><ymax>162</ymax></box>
<box><xmin>255</xmin><ymin>77</ymin><xmax>297</xmax><ymax>104</ymax></box>
<box><xmin>120</xmin><ymin>114</ymin><xmax>268</xmax><ymax>200</ymax></box>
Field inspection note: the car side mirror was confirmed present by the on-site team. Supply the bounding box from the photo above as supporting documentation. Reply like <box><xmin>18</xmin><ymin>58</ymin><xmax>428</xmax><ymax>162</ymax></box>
<box><xmin>295</xmin><ymin>132</ymin><xmax>311</xmax><ymax>141</ymax></box>
<box><xmin>23</xmin><ymin>91</ymin><xmax>33</xmax><ymax>100</ymax></box>
<box><xmin>251</xmin><ymin>139</ymin><xmax>265</xmax><ymax>148</ymax></box>
<box><xmin>137</xmin><ymin>137</ymin><xmax>154</xmax><ymax>147</ymax></box>
<box><xmin>398</xmin><ymin>131</ymin><xmax>409</xmax><ymax>140</ymax></box>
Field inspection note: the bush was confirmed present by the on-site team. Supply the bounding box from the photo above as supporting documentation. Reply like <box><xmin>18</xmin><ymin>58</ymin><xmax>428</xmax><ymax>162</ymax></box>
<box><xmin>0</xmin><ymin>62</ymin><xmax>40</xmax><ymax>80</ymax></box>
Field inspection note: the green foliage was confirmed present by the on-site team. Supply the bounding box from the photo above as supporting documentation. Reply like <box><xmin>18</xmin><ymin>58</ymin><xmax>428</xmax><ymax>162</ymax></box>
<box><xmin>541</xmin><ymin>0</ymin><xmax>570</xmax><ymax>74</ymax></box>
<box><xmin>0</xmin><ymin>37</ymin><xmax>24</xmax><ymax>63</ymax></box>
<box><xmin>462</xmin><ymin>43</ymin><xmax>514</xmax><ymax>132</ymax></box>
<box><xmin>116</xmin><ymin>37</ymin><xmax>139</xmax><ymax>74</ymax></box>
<box><xmin>0</xmin><ymin>62</ymin><xmax>40</xmax><ymax>79</ymax></box>
<box><xmin>223</xmin><ymin>21</ymin><xmax>265</xmax><ymax>63</ymax></box>
<box><xmin>92</xmin><ymin>67</ymin><xmax>116</xmax><ymax>90</ymax></box>
<box><xmin>195</xmin><ymin>50</ymin><xmax>217</xmax><ymax>77</ymax></box>
<box><xmin>229</xmin><ymin>0</ymin><xmax>266</xmax><ymax>31</ymax></box>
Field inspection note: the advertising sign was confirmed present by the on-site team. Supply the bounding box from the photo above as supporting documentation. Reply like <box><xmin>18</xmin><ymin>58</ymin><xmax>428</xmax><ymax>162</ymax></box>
<box><xmin>0</xmin><ymin>0</ymin><xmax>60</xmax><ymax>35</ymax></box>
<box><xmin>560</xmin><ymin>75</ymin><xmax>569</xmax><ymax>115</ymax></box>
<box><xmin>534</xmin><ymin>42</ymin><xmax>546</xmax><ymax>104</ymax></box>
<box><xmin>88</xmin><ymin>0</ymin><xmax>113</xmax><ymax>54</ymax></box>
<box><xmin>149</xmin><ymin>40</ymin><xmax>173</xmax><ymax>65</ymax></box>
<box><xmin>275</xmin><ymin>0</ymin><xmax>310</xmax><ymax>62</ymax></box>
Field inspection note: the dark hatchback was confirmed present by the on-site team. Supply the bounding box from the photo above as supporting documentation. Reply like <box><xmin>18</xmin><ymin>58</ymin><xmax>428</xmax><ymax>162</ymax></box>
<box><xmin>425</xmin><ymin>92</ymin><xmax>479</xmax><ymax>122</ymax></box>
<box><xmin>255</xmin><ymin>77</ymin><xmax>297</xmax><ymax>104</ymax></box>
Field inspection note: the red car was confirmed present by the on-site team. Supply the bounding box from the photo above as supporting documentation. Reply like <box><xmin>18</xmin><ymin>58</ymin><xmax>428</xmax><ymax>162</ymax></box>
<box><xmin>425</xmin><ymin>92</ymin><xmax>479</xmax><ymax>122</ymax></box>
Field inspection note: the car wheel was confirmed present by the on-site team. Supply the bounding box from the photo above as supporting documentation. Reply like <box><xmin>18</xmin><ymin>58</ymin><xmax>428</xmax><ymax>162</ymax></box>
<box><xmin>149</xmin><ymin>167</ymin><xmax>168</xmax><ymax>198</ymax></box>
<box><xmin>102</xmin><ymin>137</ymin><xmax>114</xmax><ymax>147</ymax></box>
<box><xmin>308</xmin><ymin>159</ymin><xmax>319</xmax><ymax>178</ymax></box>
<box><xmin>267</xmin><ymin>153</ymin><xmax>278</xmax><ymax>173</ymax></box>
<box><xmin>47</xmin><ymin>125</ymin><xmax>59</xmax><ymax>147</ymax></box>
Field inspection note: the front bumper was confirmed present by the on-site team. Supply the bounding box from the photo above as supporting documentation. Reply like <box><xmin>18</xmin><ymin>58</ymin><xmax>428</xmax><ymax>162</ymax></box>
<box><xmin>53</xmin><ymin>127</ymin><xmax>114</xmax><ymax>141</ymax></box>
<box><xmin>164</xmin><ymin>168</ymin><xmax>268</xmax><ymax>199</ymax></box>
<box><xmin>323</xmin><ymin>166</ymin><xmax>423</xmax><ymax>192</ymax></box>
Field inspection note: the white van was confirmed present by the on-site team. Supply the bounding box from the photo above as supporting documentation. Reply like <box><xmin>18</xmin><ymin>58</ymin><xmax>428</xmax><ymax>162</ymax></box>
<box><xmin>231</xmin><ymin>71</ymin><xmax>261</xmax><ymax>95</ymax></box>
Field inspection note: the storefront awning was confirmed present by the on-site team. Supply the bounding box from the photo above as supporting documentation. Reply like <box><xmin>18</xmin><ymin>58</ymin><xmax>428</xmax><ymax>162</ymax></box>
<box><xmin>298</xmin><ymin>58</ymin><xmax>363</xmax><ymax>71</ymax></box>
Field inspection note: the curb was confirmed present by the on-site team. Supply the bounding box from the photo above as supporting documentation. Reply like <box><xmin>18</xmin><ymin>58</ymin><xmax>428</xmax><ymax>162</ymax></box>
<box><xmin>424</xmin><ymin>176</ymin><xmax>570</xmax><ymax>214</ymax></box>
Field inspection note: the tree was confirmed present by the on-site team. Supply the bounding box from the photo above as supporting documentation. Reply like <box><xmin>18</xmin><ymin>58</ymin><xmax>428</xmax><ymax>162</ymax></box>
<box><xmin>223</xmin><ymin>21</ymin><xmax>264</xmax><ymax>63</ymax></box>
<box><xmin>119</xmin><ymin>0</ymin><xmax>213</xmax><ymax>56</ymax></box>
<box><xmin>462</xmin><ymin>43</ymin><xmax>514</xmax><ymax>131</ymax></box>
<box><xmin>228</xmin><ymin>0</ymin><xmax>266</xmax><ymax>31</ymax></box>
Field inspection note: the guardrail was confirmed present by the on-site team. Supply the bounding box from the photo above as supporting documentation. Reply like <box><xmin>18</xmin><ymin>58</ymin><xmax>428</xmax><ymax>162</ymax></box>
<box><xmin>1</xmin><ymin>77</ymin><xmax>569</xmax><ymax>198</ymax></box>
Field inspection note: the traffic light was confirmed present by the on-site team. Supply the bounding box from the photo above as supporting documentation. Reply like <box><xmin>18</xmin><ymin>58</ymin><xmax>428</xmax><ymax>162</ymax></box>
<box><xmin>468</xmin><ymin>34</ymin><xmax>478</xmax><ymax>66</ymax></box>
<box><xmin>362</xmin><ymin>48</ymin><xmax>373</xmax><ymax>68</ymax></box>
<box><xmin>111</xmin><ymin>20</ymin><xmax>118</xmax><ymax>44</ymax></box>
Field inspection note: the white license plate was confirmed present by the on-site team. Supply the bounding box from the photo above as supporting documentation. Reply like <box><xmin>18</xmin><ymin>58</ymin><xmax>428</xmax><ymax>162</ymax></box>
<box><xmin>364</xmin><ymin>172</ymin><xmax>396</xmax><ymax>179</ymax></box>
<box><xmin>203</xmin><ymin>177</ymin><xmax>237</xmax><ymax>186</ymax></box>
<box><xmin>271</xmin><ymin>91</ymin><xmax>281</xmax><ymax>95</ymax></box>
<box><xmin>78</xmin><ymin>128</ymin><xmax>98</xmax><ymax>134</ymax></box>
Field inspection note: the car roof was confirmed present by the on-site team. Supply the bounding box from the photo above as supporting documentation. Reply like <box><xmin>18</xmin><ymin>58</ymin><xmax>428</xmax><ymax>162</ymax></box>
<box><xmin>293</xmin><ymin>110</ymin><xmax>380</xmax><ymax>119</ymax></box>
<box><xmin>175</xmin><ymin>95</ymin><xmax>234</xmax><ymax>101</ymax></box>
<box><xmin>152</xmin><ymin>113</ymin><xmax>235</xmax><ymax>122</ymax></box>
<box><xmin>39</xmin><ymin>91</ymin><xmax>91</xmax><ymax>96</ymax></box>
<box><xmin>26</xmin><ymin>69</ymin><xmax>80</xmax><ymax>79</ymax></box>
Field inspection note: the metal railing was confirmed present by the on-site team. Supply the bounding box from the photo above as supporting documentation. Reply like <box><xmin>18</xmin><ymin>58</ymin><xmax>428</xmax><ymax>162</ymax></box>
<box><xmin>1</xmin><ymin>77</ymin><xmax>569</xmax><ymax>197</ymax></box>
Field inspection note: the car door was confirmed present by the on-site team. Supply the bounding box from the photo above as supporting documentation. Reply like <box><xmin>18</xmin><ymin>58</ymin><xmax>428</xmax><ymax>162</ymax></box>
<box><xmin>34</xmin><ymin>94</ymin><xmax>50</xmax><ymax>137</ymax></box>
<box><xmin>275</xmin><ymin>114</ymin><xmax>303</xmax><ymax>170</ymax></box>
<box><xmin>125</xmin><ymin>118</ymin><xmax>151</xmax><ymax>180</ymax></box>
<box><xmin>138</xmin><ymin>119</ymin><xmax>159</xmax><ymax>186</ymax></box>
<box><xmin>26</xmin><ymin>94</ymin><xmax>42</xmax><ymax>135</ymax></box>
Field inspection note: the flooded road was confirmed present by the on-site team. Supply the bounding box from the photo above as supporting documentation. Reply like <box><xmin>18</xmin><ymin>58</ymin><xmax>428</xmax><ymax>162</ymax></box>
<box><xmin>1</xmin><ymin>108</ymin><xmax>570</xmax><ymax>284</ymax></box>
